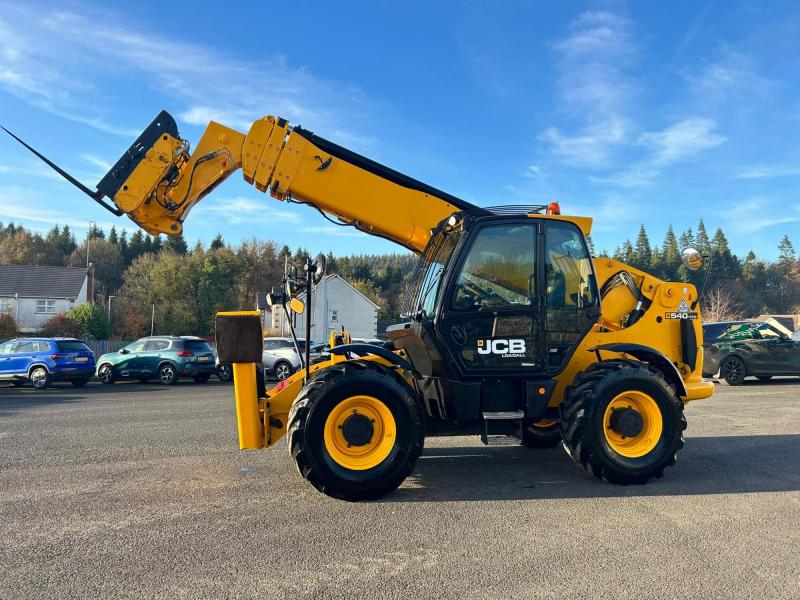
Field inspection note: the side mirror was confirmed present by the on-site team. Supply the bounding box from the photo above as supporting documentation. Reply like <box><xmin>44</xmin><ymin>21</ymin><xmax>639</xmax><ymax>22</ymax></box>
<box><xmin>681</xmin><ymin>247</ymin><xmax>703</xmax><ymax>271</ymax></box>
<box><xmin>119</xmin><ymin>348</ymin><xmax>129</xmax><ymax>354</ymax></box>
<box><xmin>289</xmin><ymin>297</ymin><xmax>305</xmax><ymax>314</ymax></box>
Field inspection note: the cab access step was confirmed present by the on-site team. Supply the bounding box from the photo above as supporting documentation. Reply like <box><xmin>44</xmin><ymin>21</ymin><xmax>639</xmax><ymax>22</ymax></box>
<box><xmin>481</xmin><ymin>411</ymin><xmax>525</xmax><ymax>446</ymax></box>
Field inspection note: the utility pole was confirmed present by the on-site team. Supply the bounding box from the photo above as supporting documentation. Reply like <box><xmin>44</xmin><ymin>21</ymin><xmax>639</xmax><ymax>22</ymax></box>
<box><xmin>150</xmin><ymin>304</ymin><xmax>155</xmax><ymax>336</ymax></box>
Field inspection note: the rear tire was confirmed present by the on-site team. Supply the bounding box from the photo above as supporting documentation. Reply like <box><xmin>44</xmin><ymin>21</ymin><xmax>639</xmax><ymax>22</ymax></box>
<box><xmin>522</xmin><ymin>419</ymin><xmax>562</xmax><ymax>448</ymax></box>
<box><xmin>216</xmin><ymin>364</ymin><xmax>233</xmax><ymax>382</ymax></box>
<box><xmin>158</xmin><ymin>363</ymin><xmax>178</xmax><ymax>385</ymax></box>
<box><xmin>29</xmin><ymin>367</ymin><xmax>51</xmax><ymax>390</ymax></box>
<box><xmin>287</xmin><ymin>360</ymin><xmax>424</xmax><ymax>501</ymax></box>
<box><xmin>71</xmin><ymin>378</ymin><xmax>90</xmax><ymax>387</ymax></box>
<box><xmin>560</xmin><ymin>359</ymin><xmax>686</xmax><ymax>485</ymax></box>
<box><xmin>720</xmin><ymin>356</ymin><xmax>746</xmax><ymax>386</ymax></box>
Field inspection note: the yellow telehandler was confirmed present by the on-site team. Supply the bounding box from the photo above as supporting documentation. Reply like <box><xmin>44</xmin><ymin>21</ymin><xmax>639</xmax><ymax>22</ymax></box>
<box><xmin>4</xmin><ymin>111</ymin><xmax>714</xmax><ymax>500</ymax></box>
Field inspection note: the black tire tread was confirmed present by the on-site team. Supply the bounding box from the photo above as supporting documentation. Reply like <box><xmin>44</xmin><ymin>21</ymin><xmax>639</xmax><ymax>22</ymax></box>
<box><xmin>287</xmin><ymin>360</ymin><xmax>424</xmax><ymax>501</ymax></box>
<box><xmin>559</xmin><ymin>359</ymin><xmax>687</xmax><ymax>485</ymax></box>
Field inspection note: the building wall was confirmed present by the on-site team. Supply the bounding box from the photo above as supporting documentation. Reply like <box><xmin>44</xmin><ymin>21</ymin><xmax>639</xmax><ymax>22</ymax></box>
<box><xmin>0</xmin><ymin>276</ymin><xmax>89</xmax><ymax>333</ymax></box>
<box><xmin>292</xmin><ymin>276</ymin><xmax>378</xmax><ymax>343</ymax></box>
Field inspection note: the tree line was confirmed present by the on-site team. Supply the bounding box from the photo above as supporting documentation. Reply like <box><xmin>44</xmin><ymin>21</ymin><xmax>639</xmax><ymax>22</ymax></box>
<box><xmin>0</xmin><ymin>219</ymin><xmax>797</xmax><ymax>339</ymax></box>
<box><xmin>0</xmin><ymin>222</ymin><xmax>415</xmax><ymax>338</ymax></box>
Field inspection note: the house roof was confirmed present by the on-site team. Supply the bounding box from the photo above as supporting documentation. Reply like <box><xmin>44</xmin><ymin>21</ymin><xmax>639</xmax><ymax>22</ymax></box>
<box><xmin>0</xmin><ymin>264</ymin><xmax>88</xmax><ymax>299</ymax></box>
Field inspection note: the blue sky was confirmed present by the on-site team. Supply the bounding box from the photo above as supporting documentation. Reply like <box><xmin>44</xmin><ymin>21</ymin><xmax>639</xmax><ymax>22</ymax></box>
<box><xmin>1</xmin><ymin>1</ymin><xmax>799</xmax><ymax>258</ymax></box>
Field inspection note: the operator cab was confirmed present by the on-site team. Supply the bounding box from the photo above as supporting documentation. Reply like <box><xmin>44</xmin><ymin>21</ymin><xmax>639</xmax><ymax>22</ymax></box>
<box><xmin>388</xmin><ymin>206</ymin><xmax>600</xmax><ymax>425</ymax></box>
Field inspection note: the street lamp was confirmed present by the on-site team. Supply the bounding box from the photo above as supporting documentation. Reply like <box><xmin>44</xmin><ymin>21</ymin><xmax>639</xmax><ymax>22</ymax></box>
<box><xmin>86</xmin><ymin>221</ymin><xmax>96</xmax><ymax>268</ymax></box>
<box><xmin>107</xmin><ymin>295</ymin><xmax>116</xmax><ymax>336</ymax></box>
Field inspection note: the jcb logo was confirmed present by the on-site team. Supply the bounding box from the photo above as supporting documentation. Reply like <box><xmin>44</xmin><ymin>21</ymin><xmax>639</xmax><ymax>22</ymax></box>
<box><xmin>477</xmin><ymin>339</ymin><xmax>526</xmax><ymax>356</ymax></box>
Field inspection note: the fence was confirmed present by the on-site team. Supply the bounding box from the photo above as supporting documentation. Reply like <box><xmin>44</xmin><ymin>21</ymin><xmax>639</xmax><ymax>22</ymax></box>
<box><xmin>84</xmin><ymin>339</ymin><xmax>129</xmax><ymax>358</ymax></box>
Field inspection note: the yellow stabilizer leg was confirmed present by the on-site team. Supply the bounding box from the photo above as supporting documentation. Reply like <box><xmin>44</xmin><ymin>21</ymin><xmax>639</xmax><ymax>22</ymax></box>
<box><xmin>232</xmin><ymin>362</ymin><xmax>263</xmax><ymax>449</ymax></box>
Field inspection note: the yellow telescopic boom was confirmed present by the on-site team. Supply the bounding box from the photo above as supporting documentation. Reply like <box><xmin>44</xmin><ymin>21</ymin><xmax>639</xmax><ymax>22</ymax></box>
<box><xmin>4</xmin><ymin>111</ymin><xmax>478</xmax><ymax>252</ymax></box>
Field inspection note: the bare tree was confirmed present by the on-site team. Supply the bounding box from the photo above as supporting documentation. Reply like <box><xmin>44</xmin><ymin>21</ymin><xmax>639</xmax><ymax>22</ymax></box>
<box><xmin>702</xmin><ymin>285</ymin><xmax>742</xmax><ymax>323</ymax></box>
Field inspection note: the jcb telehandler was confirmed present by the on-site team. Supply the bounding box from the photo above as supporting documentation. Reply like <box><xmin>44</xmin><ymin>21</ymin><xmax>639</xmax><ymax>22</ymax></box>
<box><xmin>4</xmin><ymin>111</ymin><xmax>714</xmax><ymax>500</ymax></box>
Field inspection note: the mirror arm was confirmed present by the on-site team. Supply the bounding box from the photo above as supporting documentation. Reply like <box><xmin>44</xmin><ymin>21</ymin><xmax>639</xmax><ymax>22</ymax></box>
<box><xmin>691</xmin><ymin>254</ymin><xmax>713</xmax><ymax>310</ymax></box>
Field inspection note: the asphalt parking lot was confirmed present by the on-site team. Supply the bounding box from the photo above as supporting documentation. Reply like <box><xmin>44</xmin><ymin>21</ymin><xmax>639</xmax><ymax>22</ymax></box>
<box><xmin>1</xmin><ymin>378</ymin><xmax>799</xmax><ymax>599</ymax></box>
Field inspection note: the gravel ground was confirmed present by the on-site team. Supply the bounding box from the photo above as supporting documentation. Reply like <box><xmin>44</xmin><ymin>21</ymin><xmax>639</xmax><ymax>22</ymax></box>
<box><xmin>1</xmin><ymin>377</ymin><xmax>799</xmax><ymax>599</ymax></box>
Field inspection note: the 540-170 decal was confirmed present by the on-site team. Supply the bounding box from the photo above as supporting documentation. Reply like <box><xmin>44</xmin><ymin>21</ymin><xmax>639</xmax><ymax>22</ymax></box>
<box><xmin>665</xmin><ymin>297</ymin><xmax>698</xmax><ymax>320</ymax></box>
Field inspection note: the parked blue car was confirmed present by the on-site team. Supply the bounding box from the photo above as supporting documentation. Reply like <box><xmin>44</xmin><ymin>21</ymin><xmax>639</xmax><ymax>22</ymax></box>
<box><xmin>0</xmin><ymin>337</ymin><xmax>96</xmax><ymax>389</ymax></box>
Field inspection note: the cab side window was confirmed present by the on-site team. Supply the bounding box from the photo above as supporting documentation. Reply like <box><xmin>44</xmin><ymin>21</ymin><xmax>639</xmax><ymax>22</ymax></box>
<box><xmin>1</xmin><ymin>341</ymin><xmax>17</xmax><ymax>354</ymax></box>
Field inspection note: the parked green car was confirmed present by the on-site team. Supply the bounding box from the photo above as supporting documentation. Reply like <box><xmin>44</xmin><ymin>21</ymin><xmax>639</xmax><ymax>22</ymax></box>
<box><xmin>96</xmin><ymin>336</ymin><xmax>217</xmax><ymax>385</ymax></box>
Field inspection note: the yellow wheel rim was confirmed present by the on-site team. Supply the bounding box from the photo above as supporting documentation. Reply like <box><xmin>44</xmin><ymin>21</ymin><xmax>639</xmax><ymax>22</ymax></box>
<box><xmin>532</xmin><ymin>418</ymin><xmax>557</xmax><ymax>428</ymax></box>
<box><xmin>603</xmin><ymin>391</ymin><xmax>663</xmax><ymax>458</ymax></box>
<box><xmin>323</xmin><ymin>395</ymin><xmax>396</xmax><ymax>470</ymax></box>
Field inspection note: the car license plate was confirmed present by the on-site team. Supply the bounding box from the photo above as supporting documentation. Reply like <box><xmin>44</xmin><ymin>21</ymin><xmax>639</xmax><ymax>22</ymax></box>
<box><xmin>75</xmin><ymin>357</ymin><xmax>88</xmax><ymax>362</ymax></box>
<box><xmin>198</xmin><ymin>356</ymin><xmax>209</xmax><ymax>361</ymax></box>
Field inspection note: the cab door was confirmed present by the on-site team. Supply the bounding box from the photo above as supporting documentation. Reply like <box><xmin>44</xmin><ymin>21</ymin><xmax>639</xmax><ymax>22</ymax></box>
<box><xmin>437</xmin><ymin>222</ymin><xmax>545</xmax><ymax>376</ymax></box>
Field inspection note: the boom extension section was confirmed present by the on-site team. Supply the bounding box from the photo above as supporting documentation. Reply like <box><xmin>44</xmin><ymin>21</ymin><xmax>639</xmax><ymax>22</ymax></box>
<box><xmin>4</xmin><ymin>111</ymin><xmax>477</xmax><ymax>252</ymax></box>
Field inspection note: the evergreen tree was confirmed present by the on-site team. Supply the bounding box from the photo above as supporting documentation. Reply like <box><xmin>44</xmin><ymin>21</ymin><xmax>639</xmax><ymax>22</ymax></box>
<box><xmin>210</xmin><ymin>233</ymin><xmax>225</xmax><ymax>251</ymax></box>
<box><xmin>660</xmin><ymin>225</ymin><xmax>680</xmax><ymax>280</ymax></box>
<box><xmin>633</xmin><ymin>225</ymin><xmax>652</xmax><ymax>270</ymax></box>
<box><xmin>164</xmin><ymin>234</ymin><xmax>188</xmax><ymax>255</ymax></box>
<box><xmin>128</xmin><ymin>230</ymin><xmax>146</xmax><ymax>261</ymax></box>
<box><xmin>778</xmin><ymin>235</ymin><xmax>796</xmax><ymax>268</ymax></box>
<box><xmin>108</xmin><ymin>226</ymin><xmax>119</xmax><ymax>246</ymax></box>
<box><xmin>696</xmin><ymin>220</ymin><xmax>710</xmax><ymax>254</ymax></box>
<box><xmin>679</xmin><ymin>227</ymin><xmax>695</xmax><ymax>251</ymax></box>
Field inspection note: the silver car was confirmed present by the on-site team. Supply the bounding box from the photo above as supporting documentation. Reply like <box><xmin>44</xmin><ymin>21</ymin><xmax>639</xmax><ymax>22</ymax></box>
<box><xmin>262</xmin><ymin>338</ymin><xmax>306</xmax><ymax>381</ymax></box>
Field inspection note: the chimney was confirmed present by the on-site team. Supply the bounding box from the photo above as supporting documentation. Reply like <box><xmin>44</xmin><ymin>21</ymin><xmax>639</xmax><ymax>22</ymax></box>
<box><xmin>87</xmin><ymin>263</ymin><xmax>95</xmax><ymax>305</ymax></box>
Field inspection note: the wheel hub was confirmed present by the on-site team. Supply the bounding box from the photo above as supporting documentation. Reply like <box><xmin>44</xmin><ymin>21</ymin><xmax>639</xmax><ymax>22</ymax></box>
<box><xmin>340</xmin><ymin>412</ymin><xmax>375</xmax><ymax>447</ymax></box>
<box><xmin>609</xmin><ymin>407</ymin><xmax>644</xmax><ymax>438</ymax></box>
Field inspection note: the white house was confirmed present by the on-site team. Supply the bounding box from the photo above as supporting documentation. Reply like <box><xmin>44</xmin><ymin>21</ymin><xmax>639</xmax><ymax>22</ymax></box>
<box><xmin>272</xmin><ymin>274</ymin><xmax>378</xmax><ymax>342</ymax></box>
<box><xmin>0</xmin><ymin>264</ymin><xmax>93</xmax><ymax>332</ymax></box>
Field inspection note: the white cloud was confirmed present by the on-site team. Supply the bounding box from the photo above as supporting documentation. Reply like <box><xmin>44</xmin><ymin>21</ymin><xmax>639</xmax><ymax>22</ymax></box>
<box><xmin>567</xmin><ymin>195</ymin><xmax>644</xmax><ymax>233</ymax></box>
<box><xmin>0</xmin><ymin>186</ymin><xmax>115</xmax><ymax>229</ymax></box>
<box><xmin>192</xmin><ymin>196</ymin><xmax>302</xmax><ymax>226</ymax></box>
<box><xmin>80</xmin><ymin>154</ymin><xmax>112</xmax><ymax>172</ymax></box>
<box><xmin>539</xmin><ymin>116</ymin><xmax>629</xmax><ymax>168</ymax></box>
<box><xmin>299</xmin><ymin>226</ymin><xmax>361</xmax><ymax>238</ymax></box>
<box><xmin>683</xmin><ymin>49</ymin><xmax>774</xmax><ymax>103</ymax></box>
<box><xmin>540</xmin><ymin>11</ymin><xmax>638</xmax><ymax>168</ymax></box>
<box><xmin>594</xmin><ymin>117</ymin><xmax>726</xmax><ymax>187</ymax></box>
<box><xmin>737</xmin><ymin>164</ymin><xmax>800</xmax><ymax>179</ymax></box>
<box><xmin>722</xmin><ymin>197</ymin><xmax>800</xmax><ymax>233</ymax></box>
<box><xmin>0</xmin><ymin>3</ymin><xmax>372</xmax><ymax>140</ymax></box>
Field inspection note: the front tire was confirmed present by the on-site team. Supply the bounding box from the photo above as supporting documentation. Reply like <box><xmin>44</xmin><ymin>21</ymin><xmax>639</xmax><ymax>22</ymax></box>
<box><xmin>720</xmin><ymin>356</ymin><xmax>746</xmax><ymax>386</ymax></box>
<box><xmin>29</xmin><ymin>367</ymin><xmax>51</xmax><ymax>390</ymax></box>
<box><xmin>522</xmin><ymin>419</ymin><xmax>562</xmax><ymax>448</ymax></box>
<box><xmin>560</xmin><ymin>359</ymin><xmax>686</xmax><ymax>485</ymax></box>
<box><xmin>71</xmin><ymin>377</ymin><xmax>90</xmax><ymax>387</ymax></box>
<box><xmin>158</xmin><ymin>363</ymin><xmax>178</xmax><ymax>385</ymax></box>
<box><xmin>287</xmin><ymin>361</ymin><xmax>424</xmax><ymax>501</ymax></box>
<box><xmin>273</xmin><ymin>361</ymin><xmax>293</xmax><ymax>381</ymax></box>
<box><xmin>98</xmin><ymin>364</ymin><xmax>116</xmax><ymax>385</ymax></box>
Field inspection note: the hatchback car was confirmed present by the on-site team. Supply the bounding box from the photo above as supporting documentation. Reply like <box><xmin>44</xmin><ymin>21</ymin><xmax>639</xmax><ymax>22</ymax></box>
<box><xmin>703</xmin><ymin>321</ymin><xmax>800</xmax><ymax>385</ymax></box>
<box><xmin>0</xmin><ymin>337</ymin><xmax>95</xmax><ymax>389</ymax></box>
<box><xmin>96</xmin><ymin>336</ymin><xmax>217</xmax><ymax>385</ymax></box>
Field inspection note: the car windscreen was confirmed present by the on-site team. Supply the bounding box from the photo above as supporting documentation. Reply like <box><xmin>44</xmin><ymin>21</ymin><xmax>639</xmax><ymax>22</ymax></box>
<box><xmin>182</xmin><ymin>340</ymin><xmax>213</xmax><ymax>352</ymax></box>
<box><xmin>56</xmin><ymin>341</ymin><xmax>91</xmax><ymax>352</ymax></box>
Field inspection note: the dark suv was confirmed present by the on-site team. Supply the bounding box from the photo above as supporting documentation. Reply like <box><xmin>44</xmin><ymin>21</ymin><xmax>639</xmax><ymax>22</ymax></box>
<box><xmin>96</xmin><ymin>336</ymin><xmax>217</xmax><ymax>385</ymax></box>
<box><xmin>703</xmin><ymin>321</ymin><xmax>800</xmax><ymax>385</ymax></box>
